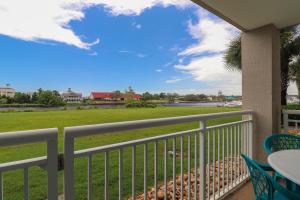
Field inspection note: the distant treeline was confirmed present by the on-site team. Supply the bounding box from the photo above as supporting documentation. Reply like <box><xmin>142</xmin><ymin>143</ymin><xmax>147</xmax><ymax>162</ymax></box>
<box><xmin>0</xmin><ymin>89</ymin><xmax>65</xmax><ymax>107</ymax></box>
<box><xmin>141</xmin><ymin>92</ymin><xmax>225</xmax><ymax>102</ymax></box>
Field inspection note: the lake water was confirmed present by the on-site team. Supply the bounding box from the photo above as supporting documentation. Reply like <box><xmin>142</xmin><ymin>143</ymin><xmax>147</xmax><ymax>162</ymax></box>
<box><xmin>163</xmin><ymin>102</ymin><xmax>225</xmax><ymax>107</ymax></box>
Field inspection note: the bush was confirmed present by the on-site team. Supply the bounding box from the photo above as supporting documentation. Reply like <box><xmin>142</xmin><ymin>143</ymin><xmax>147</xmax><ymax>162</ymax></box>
<box><xmin>125</xmin><ymin>100</ymin><xmax>157</xmax><ymax>108</ymax></box>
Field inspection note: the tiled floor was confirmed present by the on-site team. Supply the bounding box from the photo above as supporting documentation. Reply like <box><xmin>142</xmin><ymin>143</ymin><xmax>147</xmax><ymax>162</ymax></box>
<box><xmin>223</xmin><ymin>181</ymin><xmax>255</xmax><ymax>200</ymax></box>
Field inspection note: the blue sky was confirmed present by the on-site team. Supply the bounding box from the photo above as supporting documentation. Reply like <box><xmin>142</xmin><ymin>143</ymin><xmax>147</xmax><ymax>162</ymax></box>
<box><xmin>0</xmin><ymin>0</ymin><xmax>245</xmax><ymax>96</ymax></box>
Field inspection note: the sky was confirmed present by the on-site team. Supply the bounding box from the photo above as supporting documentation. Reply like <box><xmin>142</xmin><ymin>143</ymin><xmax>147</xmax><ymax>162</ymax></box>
<box><xmin>0</xmin><ymin>0</ymin><xmax>297</xmax><ymax>96</ymax></box>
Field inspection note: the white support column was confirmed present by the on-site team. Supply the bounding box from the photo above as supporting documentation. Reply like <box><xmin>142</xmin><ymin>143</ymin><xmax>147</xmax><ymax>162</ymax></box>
<box><xmin>242</xmin><ymin>24</ymin><xmax>281</xmax><ymax>162</ymax></box>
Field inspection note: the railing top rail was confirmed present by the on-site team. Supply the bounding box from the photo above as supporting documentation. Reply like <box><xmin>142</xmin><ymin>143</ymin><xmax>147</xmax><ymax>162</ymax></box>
<box><xmin>283</xmin><ymin>109</ymin><xmax>300</xmax><ymax>115</ymax></box>
<box><xmin>74</xmin><ymin>128</ymin><xmax>201</xmax><ymax>157</ymax></box>
<box><xmin>0</xmin><ymin>128</ymin><xmax>58</xmax><ymax>147</ymax></box>
<box><xmin>0</xmin><ymin>156</ymin><xmax>47</xmax><ymax>172</ymax></box>
<box><xmin>65</xmin><ymin>110</ymin><xmax>253</xmax><ymax>138</ymax></box>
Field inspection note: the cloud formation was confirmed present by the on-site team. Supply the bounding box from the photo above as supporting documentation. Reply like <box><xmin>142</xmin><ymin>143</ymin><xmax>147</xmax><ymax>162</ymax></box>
<box><xmin>174</xmin><ymin>8</ymin><xmax>241</xmax><ymax>95</ymax></box>
<box><xmin>0</xmin><ymin>0</ymin><xmax>191</xmax><ymax>49</ymax></box>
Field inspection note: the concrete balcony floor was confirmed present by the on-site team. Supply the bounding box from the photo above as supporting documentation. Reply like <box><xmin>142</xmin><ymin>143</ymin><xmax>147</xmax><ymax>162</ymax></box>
<box><xmin>224</xmin><ymin>181</ymin><xmax>255</xmax><ymax>200</ymax></box>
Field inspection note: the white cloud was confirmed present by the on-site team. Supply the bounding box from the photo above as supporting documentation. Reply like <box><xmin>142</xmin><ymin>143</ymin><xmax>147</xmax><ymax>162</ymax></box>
<box><xmin>0</xmin><ymin>0</ymin><xmax>191</xmax><ymax>49</ymax></box>
<box><xmin>173</xmin><ymin>8</ymin><xmax>241</xmax><ymax>95</ymax></box>
<box><xmin>175</xmin><ymin>54</ymin><xmax>241</xmax><ymax>94</ymax></box>
<box><xmin>89</xmin><ymin>51</ymin><xmax>98</xmax><ymax>56</ymax></box>
<box><xmin>132</xmin><ymin>22</ymin><xmax>142</xmax><ymax>29</ymax></box>
<box><xmin>179</xmin><ymin>16</ymin><xmax>238</xmax><ymax>56</ymax></box>
<box><xmin>165</xmin><ymin>76</ymin><xmax>189</xmax><ymax>84</ymax></box>
<box><xmin>156</xmin><ymin>69</ymin><xmax>163</xmax><ymax>72</ymax></box>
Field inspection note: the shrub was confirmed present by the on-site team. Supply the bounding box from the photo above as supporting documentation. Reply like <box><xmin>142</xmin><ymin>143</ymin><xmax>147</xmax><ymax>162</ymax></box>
<box><xmin>125</xmin><ymin>100</ymin><xmax>157</xmax><ymax>108</ymax></box>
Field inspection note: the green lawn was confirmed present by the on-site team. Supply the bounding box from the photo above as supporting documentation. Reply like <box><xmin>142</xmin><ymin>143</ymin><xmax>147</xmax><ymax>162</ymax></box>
<box><xmin>0</xmin><ymin>106</ymin><xmax>241</xmax><ymax>199</ymax></box>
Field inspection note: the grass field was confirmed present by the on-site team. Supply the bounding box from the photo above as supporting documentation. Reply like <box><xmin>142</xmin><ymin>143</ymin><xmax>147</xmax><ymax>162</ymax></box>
<box><xmin>0</xmin><ymin>106</ymin><xmax>241</xmax><ymax>199</ymax></box>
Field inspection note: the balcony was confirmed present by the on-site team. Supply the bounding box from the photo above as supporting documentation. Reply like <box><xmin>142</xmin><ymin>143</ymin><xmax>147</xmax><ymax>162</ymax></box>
<box><xmin>0</xmin><ymin>110</ymin><xmax>255</xmax><ymax>200</ymax></box>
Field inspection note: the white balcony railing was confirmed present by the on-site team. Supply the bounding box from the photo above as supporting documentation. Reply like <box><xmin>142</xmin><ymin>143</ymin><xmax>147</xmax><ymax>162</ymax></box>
<box><xmin>64</xmin><ymin>110</ymin><xmax>253</xmax><ymax>200</ymax></box>
<box><xmin>0</xmin><ymin>129</ymin><xmax>58</xmax><ymax>200</ymax></box>
<box><xmin>0</xmin><ymin>110</ymin><xmax>253</xmax><ymax>200</ymax></box>
<box><xmin>283</xmin><ymin>109</ymin><xmax>300</xmax><ymax>133</ymax></box>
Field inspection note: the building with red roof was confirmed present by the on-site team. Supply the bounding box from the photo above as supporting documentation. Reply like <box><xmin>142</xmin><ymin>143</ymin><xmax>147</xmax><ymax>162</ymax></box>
<box><xmin>90</xmin><ymin>92</ymin><xmax>141</xmax><ymax>101</ymax></box>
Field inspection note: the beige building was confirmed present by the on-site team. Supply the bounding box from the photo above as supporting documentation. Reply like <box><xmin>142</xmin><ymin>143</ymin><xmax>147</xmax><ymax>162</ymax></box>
<box><xmin>0</xmin><ymin>85</ymin><xmax>16</xmax><ymax>98</ymax></box>
<box><xmin>62</xmin><ymin>88</ymin><xmax>83</xmax><ymax>103</ymax></box>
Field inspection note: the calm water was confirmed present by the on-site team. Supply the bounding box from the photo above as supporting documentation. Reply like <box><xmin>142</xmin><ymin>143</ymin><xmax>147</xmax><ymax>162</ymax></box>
<box><xmin>163</xmin><ymin>102</ymin><xmax>225</xmax><ymax>107</ymax></box>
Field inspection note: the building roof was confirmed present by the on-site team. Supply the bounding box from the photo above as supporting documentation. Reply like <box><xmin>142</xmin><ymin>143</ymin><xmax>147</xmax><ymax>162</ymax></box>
<box><xmin>193</xmin><ymin>0</ymin><xmax>300</xmax><ymax>31</ymax></box>
<box><xmin>91</xmin><ymin>92</ymin><xmax>141</xmax><ymax>99</ymax></box>
<box><xmin>62</xmin><ymin>88</ymin><xmax>82</xmax><ymax>97</ymax></box>
<box><xmin>62</xmin><ymin>92</ymin><xmax>82</xmax><ymax>97</ymax></box>
<box><xmin>91</xmin><ymin>92</ymin><xmax>115</xmax><ymax>99</ymax></box>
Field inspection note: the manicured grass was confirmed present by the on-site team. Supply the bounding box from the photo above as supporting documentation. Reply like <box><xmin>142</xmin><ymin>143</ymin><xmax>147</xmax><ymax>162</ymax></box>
<box><xmin>0</xmin><ymin>106</ymin><xmax>240</xmax><ymax>199</ymax></box>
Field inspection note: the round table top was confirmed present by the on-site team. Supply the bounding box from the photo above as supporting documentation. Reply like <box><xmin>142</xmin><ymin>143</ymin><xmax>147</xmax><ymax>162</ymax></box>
<box><xmin>268</xmin><ymin>149</ymin><xmax>300</xmax><ymax>185</ymax></box>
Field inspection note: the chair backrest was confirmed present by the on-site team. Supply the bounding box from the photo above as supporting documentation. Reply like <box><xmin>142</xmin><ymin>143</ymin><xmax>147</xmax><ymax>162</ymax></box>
<box><xmin>242</xmin><ymin>154</ymin><xmax>273</xmax><ymax>200</ymax></box>
<box><xmin>264</xmin><ymin>134</ymin><xmax>300</xmax><ymax>155</ymax></box>
<box><xmin>242</xmin><ymin>154</ymin><xmax>300</xmax><ymax>200</ymax></box>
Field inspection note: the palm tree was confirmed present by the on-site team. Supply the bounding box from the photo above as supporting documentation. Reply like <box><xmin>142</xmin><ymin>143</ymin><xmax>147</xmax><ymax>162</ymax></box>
<box><xmin>224</xmin><ymin>27</ymin><xmax>300</xmax><ymax>105</ymax></box>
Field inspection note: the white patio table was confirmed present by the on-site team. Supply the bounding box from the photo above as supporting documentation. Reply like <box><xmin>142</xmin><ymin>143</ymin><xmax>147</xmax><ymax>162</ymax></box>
<box><xmin>268</xmin><ymin>149</ymin><xmax>300</xmax><ymax>185</ymax></box>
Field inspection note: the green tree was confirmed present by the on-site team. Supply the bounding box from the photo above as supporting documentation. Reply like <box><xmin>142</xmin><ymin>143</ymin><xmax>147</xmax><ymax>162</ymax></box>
<box><xmin>142</xmin><ymin>92</ymin><xmax>153</xmax><ymax>101</ymax></box>
<box><xmin>184</xmin><ymin>94</ymin><xmax>199</xmax><ymax>101</ymax></box>
<box><xmin>224</xmin><ymin>27</ymin><xmax>300</xmax><ymax>105</ymax></box>
<box><xmin>159</xmin><ymin>92</ymin><xmax>166</xmax><ymax>99</ymax></box>
<box><xmin>14</xmin><ymin>92</ymin><xmax>31</xmax><ymax>104</ymax></box>
<box><xmin>37</xmin><ymin>89</ymin><xmax>65</xmax><ymax>106</ymax></box>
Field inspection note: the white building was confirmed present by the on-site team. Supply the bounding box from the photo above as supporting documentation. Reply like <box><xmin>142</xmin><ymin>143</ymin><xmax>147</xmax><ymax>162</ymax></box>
<box><xmin>62</xmin><ymin>88</ymin><xmax>82</xmax><ymax>103</ymax></box>
<box><xmin>0</xmin><ymin>84</ymin><xmax>16</xmax><ymax>98</ymax></box>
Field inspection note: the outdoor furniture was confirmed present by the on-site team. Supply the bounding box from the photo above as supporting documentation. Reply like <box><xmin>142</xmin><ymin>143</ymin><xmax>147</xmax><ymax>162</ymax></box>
<box><xmin>268</xmin><ymin>150</ymin><xmax>300</xmax><ymax>186</ymax></box>
<box><xmin>264</xmin><ymin>134</ymin><xmax>300</xmax><ymax>190</ymax></box>
<box><xmin>242</xmin><ymin>154</ymin><xmax>300</xmax><ymax>200</ymax></box>
<box><xmin>264</xmin><ymin>134</ymin><xmax>300</xmax><ymax>155</ymax></box>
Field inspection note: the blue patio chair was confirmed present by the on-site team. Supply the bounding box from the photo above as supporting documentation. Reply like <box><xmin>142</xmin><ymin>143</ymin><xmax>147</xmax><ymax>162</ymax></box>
<box><xmin>242</xmin><ymin>154</ymin><xmax>300</xmax><ymax>200</ymax></box>
<box><xmin>264</xmin><ymin>134</ymin><xmax>300</xmax><ymax>155</ymax></box>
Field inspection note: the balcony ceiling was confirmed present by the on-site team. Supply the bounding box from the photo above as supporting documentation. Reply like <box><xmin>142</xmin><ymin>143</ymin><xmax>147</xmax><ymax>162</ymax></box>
<box><xmin>193</xmin><ymin>0</ymin><xmax>300</xmax><ymax>31</ymax></box>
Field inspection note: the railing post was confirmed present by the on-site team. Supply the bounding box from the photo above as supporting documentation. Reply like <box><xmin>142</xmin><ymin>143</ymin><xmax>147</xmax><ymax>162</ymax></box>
<box><xmin>248</xmin><ymin>114</ymin><xmax>254</xmax><ymax>159</ymax></box>
<box><xmin>64</xmin><ymin>132</ymin><xmax>75</xmax><ymax>200</ymax></box>
<box><xmin>199</xmin><ymin>120</ymin><xmax>206</xmax><ymax>200</ymax></box>
<box><xmin>283</xmin><ymin>110</ymin><xmax>288</xmax><ymax>133</ymax></box>
<box><xmin>47</xmin><ymin>131</ymin><xmax>58</xmax><ymax>200</ymax></box>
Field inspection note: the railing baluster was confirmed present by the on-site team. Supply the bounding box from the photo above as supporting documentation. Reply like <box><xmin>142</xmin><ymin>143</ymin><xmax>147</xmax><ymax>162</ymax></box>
<box><xmin>213</xmin><ymin>129</ymin><xmax>216</xmax><ymax>200</ymax></box>
<box><xmin>222</xmin><ymin>127</ymin><xmax>225</xmax><ymax>194</ymax></box>
<box><xmin>234</xmin><ymin>125</ymin><xmax>237</xmax><ymax>184</ymax></box>
<box><xmin>226</xmin><ymin>127</ymin><xmax>229</xmax><ymax>192</ymax></box>
<box><xmin>132</xmin><ymin>145</ymin><xmax>136</xmax><ymax>200</ymax></box>
<box><xmin>194</xmin><ymin>133</ymin><xmax>198</xmax><ymax>200</ymax></box>
<box><xmin>180</xmin><ymin>135</ymin><xmax>184</xmax><ymax>200</ymax></box>
<box><xmin>249</xmin><ymin>115</ymin><xmax>253</xmax><ymax>159</ymax></box>
<box><xmin>164</xmin><ymin>139</ymin><xmax>168</xmax><ymax>200</ymax></box>
<box><xmin>119</xmin><ymin>149</ymin><xmax>123</xmax><ymax>200</ymax></box>
<box><xmin>207</xmin><ymin>130</ymin><xmax>210</xmax><ymax>200</ymax></box>
<box><xmin>144</xmin><ymin>144</ymin><xmax>148</xmax><ymax>200</ymax></box>
<box><xmin>24</xmin><ymin>167</ymin><xmax>29</xmax><ymax>200</ymax></box>
<box><xmin>230</xmin><ymin>126</ymin><xmax>233</xmax><ymax>187</ymax></box>
<box><xmin>0</xmin><ymin>172</ymin><xmax>2</xmax><ymax>200</ymax></box>
<box><xmin>238</xmin><ymin>124</ymin><xmax>240</xmax><ymax>181</ymax></box>
<box><xmin>88</xmin><ymin>154</ymin><xmax>93</xmax><ymax>200</ymax></box>
<box><xmin>218</xmin><ymin>128</ymin><xmax>220</xmax><ymax>198</ymax></box>
<box><xmin>104</xmin><ymin>152</ymin><xmax>109</xmax><ymax>200</ymax></box>
<box><xmin>173</xmin><ymin>137</ymin><xmax>177</xmax><ymax>200</ymax></box>
<box><xmin>199</xmin><ymin>120</ymin><xmax>206</xmax><ymax>200</ymax></box>
<box><xmin>154</xmin><ymin>141</ymin><xmax>158</xmax><ymax>200</ymax></box>
<box><xmin>188</xmin><ymin>134</ymin><xmax>191</xmax><ymax>200</ymax></box>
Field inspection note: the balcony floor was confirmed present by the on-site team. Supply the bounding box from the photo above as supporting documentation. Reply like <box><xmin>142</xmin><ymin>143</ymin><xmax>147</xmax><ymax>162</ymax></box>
<box><xmin>224</xmin><ymin>181</ymin><xmax>255</xmax><ymax>200</ymax></box>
